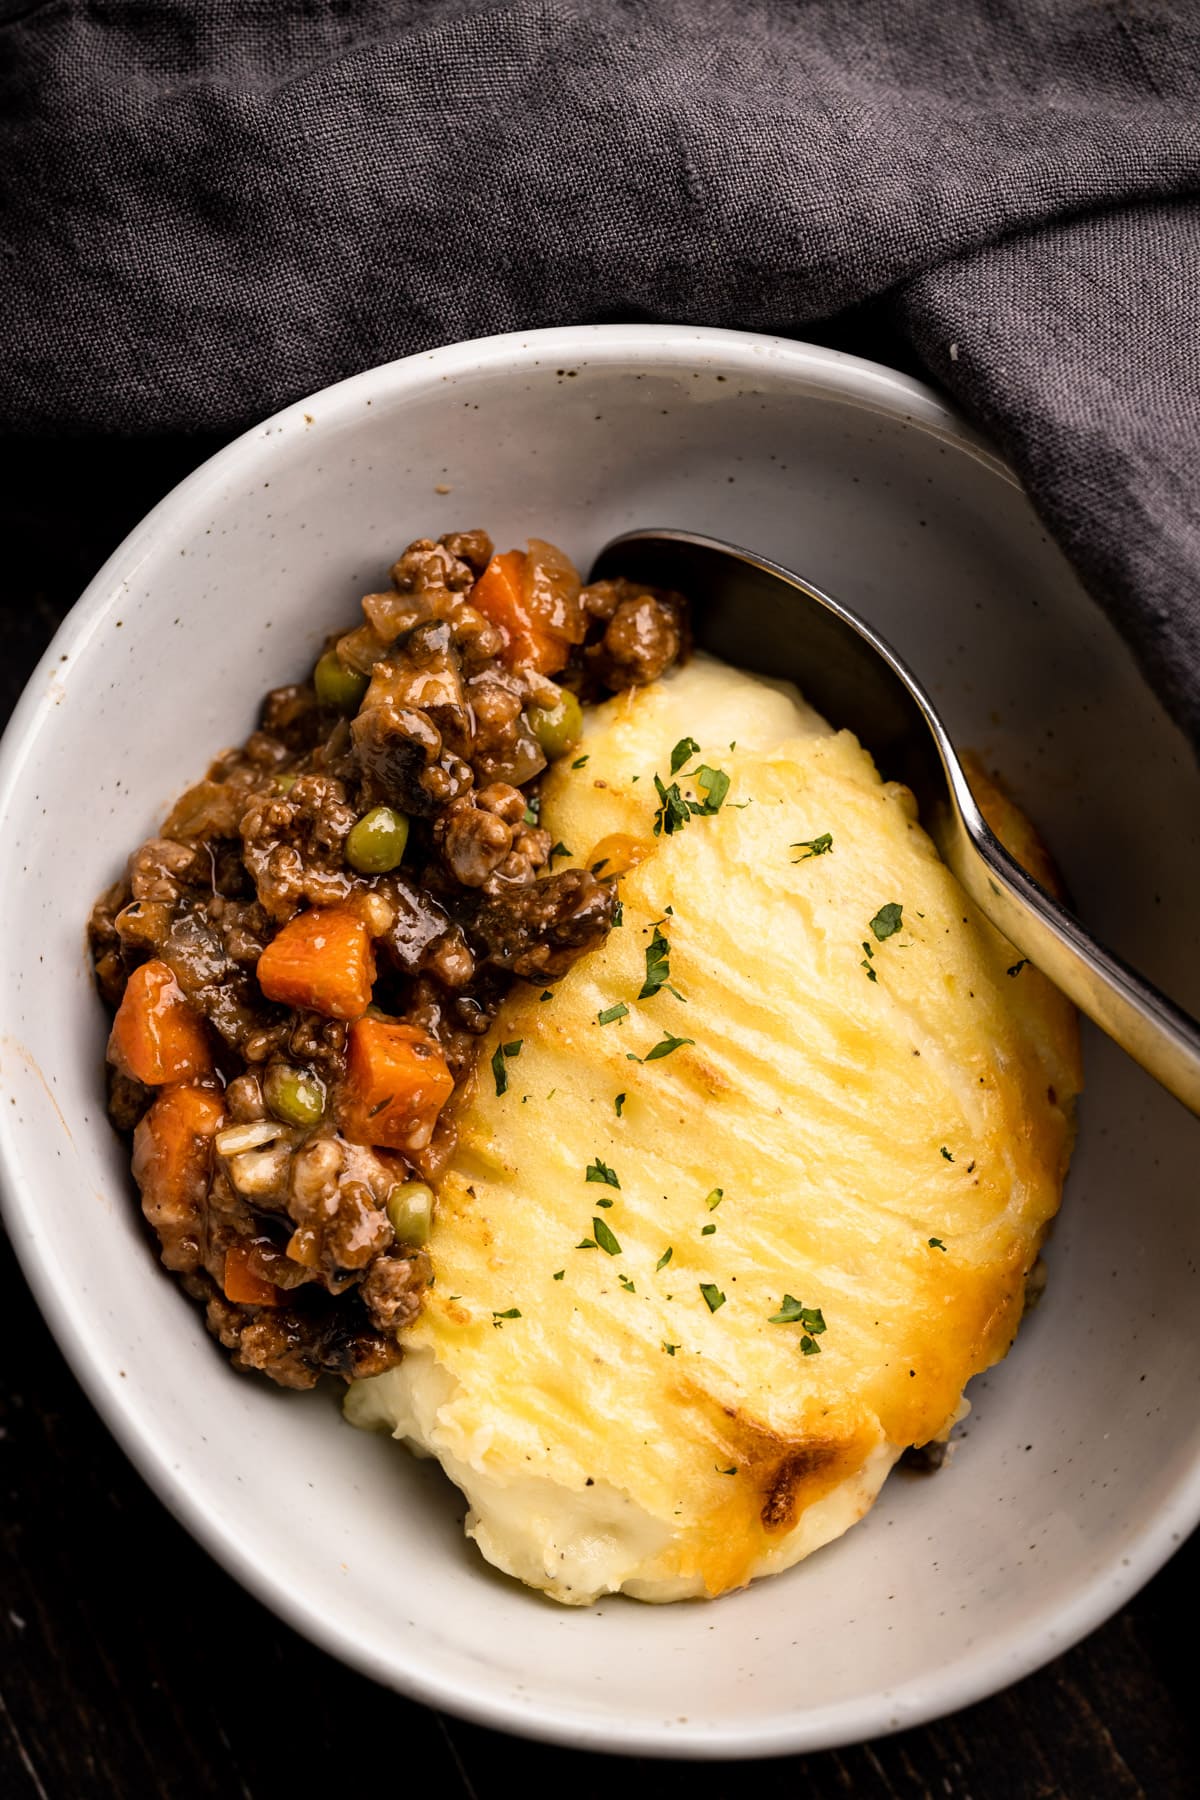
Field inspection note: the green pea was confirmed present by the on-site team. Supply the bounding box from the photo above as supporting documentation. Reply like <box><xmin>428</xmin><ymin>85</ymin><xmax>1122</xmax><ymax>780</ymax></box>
<box><xmin>263</xmin><ymin>1064</ymin><xmax>326</xmax><ymax>1129</ymax></box>
<box><xmin>314</xmin><ymin>649</ymin><xmax>369</xmax><ymax>713</ymax></box>
<box><xmin>387</xmin><ymin>1180</ymin><xmax>434</xmax><ymax>1246</ymax></box>
<box><xmin>527</xmin><ymin>688</ymin><xmax>583</xmax><ymax>761</ymax></box>
<box><xmin>345</xmin><ymin>805</ymin><xmax>409</xmax><ymax>874</ymax></box>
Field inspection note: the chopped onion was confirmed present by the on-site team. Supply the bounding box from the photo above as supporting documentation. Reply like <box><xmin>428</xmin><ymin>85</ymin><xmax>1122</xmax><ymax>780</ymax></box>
<box><xmin>215</xmin><ymin>1119</ymin><xmax>284</xmax><ymax>1157</ymax></box>
<box><xmin>226</xmin><ymin>1145</ymin><xmax>291</xmax><ymax>1197</ymax></box>
<box><xmin>491</xmin><ymin>725</ymin><xmax>546</xmax><ymax>788</ymax></box>
<box><xmin>354</xmin><ymin>891</ymin><xmax>396</xmax><ymax>938</ymax></box>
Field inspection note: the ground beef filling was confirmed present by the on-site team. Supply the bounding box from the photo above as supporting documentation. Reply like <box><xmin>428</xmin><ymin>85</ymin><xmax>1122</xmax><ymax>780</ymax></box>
<box><xmin>89</xmin><ymin>531</ymin><xmax>688</xmax><ymax>1389</ymax></box>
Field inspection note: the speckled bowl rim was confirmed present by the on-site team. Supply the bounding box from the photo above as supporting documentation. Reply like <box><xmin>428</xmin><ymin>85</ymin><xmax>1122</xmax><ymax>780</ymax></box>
<box><xmin>1</xmin><ymin>325</ymin><xmax>1197</xmax><ymax>1759</ymax></box>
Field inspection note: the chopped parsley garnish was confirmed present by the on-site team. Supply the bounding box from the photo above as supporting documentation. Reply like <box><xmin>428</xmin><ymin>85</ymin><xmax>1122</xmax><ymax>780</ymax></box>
<box><xmin>576</xmin><ymin>1237</ymin><xmax>597</xmax><ymax>1250</ymax></box>
<box><xmin>653</xmin><ymin>763</ymin><xmax>732</xmax><ymax>835</ymax></box>
<box><xmin>586</xmin><ymin>1156</ymin><xmax>620</xmax><ymax>1189</ymax></box>
<box><xmin>670</xmin><ymin>735</ymin><xmax>701</xmax><ymax>775</ymax></box>
<box><xmin>571</xmin><ymin>753</ymin><xmax>589</xmax><ymax>768</ymax></box>
<box><xmin>662</xmin><ymin>1341</ymin><xmax>680</xmax><ymax>1356</ymax></box>
<box><xmin>769</xmin><ymin>1294</ymin><xmax>823</xmax><ymax>1327</ymax></box>
<box><xmin>653</xmin><ymin>774</ymin><xmax>694</xmax><ymax>836</ymax></box>
<box><xmin>705</xmin><ymin>1187</ymin><xmax>724</xmax><ymax>1210</ymax></box>
<box><xmin>870</xmin><ymin>902</ymin><xmax>904</xmax><ymax>941</ymax></box>
<box><xmin>618</xmin><ymin>1273</ymin><xmax>636</xmax><ymax>1293</ymax></box>
<box><xmin>490</xmin><ymin>1039</ymin><xmax>523</xmax><ymax>1096</ymax></box>
<box><xmin>715</xmin><ymin>1465</ymin><xmax>737</xmax><ymax>1476</ymax></box>
<box><xmin>540</xmin><ymin>989</ymin><xmax>553</xmax><ymax>1002</ymax></box>
<box><xmin>928</xmin><ymin>1238</ymin><xmax>947</xmax><ymax>1252</ymax></box>
<box><xmin>768</xmin><ymin>1295</ymin><xmax>826</xmax><ymax>1354</ymax></box>
<box><xmin>597</xmin><ymin>1001</ymin><xmax>629</xmax><ymax>1026</ymax></box>
<box><xmin>791</xmin><ymin>833</ymin><xmax>833</xmax><ymax>860</ymax></box>
<box><xmin>595</xmin><ymin>1196</ymin><xmax>614</xmax><ymax>1208</ymax></box>
<box><xmin>642</xmin><ymin>1032</ymin><xmax>694</xmax><ymax>1062</ymax></box>
<box><xmin>638</xmin><ymin>926</ymin><xmax>683</xmax><ymax>1002</ymax></box>
<box><xmin>492</xmin><ymin>1308</ymin><xmax>521</xmax><ymax>1327</ymax></box>
<box><xmin>592</xmin><ymin>1217</ymin><xmax>622</xmax><ymax>1256</ymax></box>
<box><xmin>552</xmin><ymin>1269</ymin><xmax>565</xmax><ymax>1279</ymax></box>
<box><xmin>699</xmin><ymin>1282</ymin><xmax>726</xmax><ymax>1313</ymax></box>
<box><xmin>522</xmin><ymin>799</ymin><xmax>540</xmax><ymax>826</ymax></box>
<box><xmin>612</xmin><ymin>899</ymin><xmax>624</xmax><ymax>926</ymax></box>
<box><xmin>656</xmin><ymin>1246</ymin><xmax>673</xmax><ymax>1271</ymax></box>
<box><xmin>614</xmin><ymin>1091</ymin><xmax>626</xmax><ymax>1116</ymax></box>
<box><xmin>694</xmin><ymin>765</ymin><xmax>730</xmax><ymax>813</ymax></box>
<box><xmin>548</xmin><ymin>840</ymin><xmax>572</xmax><ymax>863</ymax></box>
<box><xmin>861</xmin><ymin>938</ymin><xmax>878</xmax><ymax>981</ymax></box>
<box><xmin>701</xmin><ymin>1223</ymin><xmax>716</xmax><ymax>1235</ymax></box>
<box><xmin>1007</xmin><ymin>959</ymin><xmax>1029</xmax><ymax>977</ymax></box>
<box><xmin>940</xmin><ymin>1146</ymin><xmax>954</xmax><ymax>1162</ymax></box>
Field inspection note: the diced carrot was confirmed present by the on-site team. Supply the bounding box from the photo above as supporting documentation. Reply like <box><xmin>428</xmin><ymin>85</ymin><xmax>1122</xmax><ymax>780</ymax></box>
<box><xmin>108</xmin><ymin>960</ymin><xmax>213</xmax><ymax>1086</ymax></box>
<box><xmin>285</xmin><ymin>1225</ymin><xmax>322</xmax><ymax>1269</ymax></box>
<box><xmin>223</xmin><ymin>1241</ymin><xmax>283</xmax><ymax>1308</ymax></box>
<box><xmin>256</xmin><ymin>907</ymin><xmax>376</xmax><ymax>1019</ymax></box>
<box><xmin>472</xmin><ymin>549</ymin><xmax>537</xmax><ymax>666</ymax></box>
<box><xmin>471</xmin><ymin>540</ymin><xmax>585</xmax><ymax>676</ymax></box>
<box><xmin>340</xmin><ymin>1017</ymin><xmax>454</xmax><ymax>1153</ymax></box>
<box><xmin>132</xmin><ymin>1084</ymin><xmax>225</xmax><ymax>1272</ymax></box>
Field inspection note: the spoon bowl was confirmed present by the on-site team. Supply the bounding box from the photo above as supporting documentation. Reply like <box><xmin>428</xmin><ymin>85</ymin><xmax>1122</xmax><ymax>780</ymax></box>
<box><xmin>591</xmin><ymin>528</ymin><xmax>1200</xmax><ymax>1115</ymax></box>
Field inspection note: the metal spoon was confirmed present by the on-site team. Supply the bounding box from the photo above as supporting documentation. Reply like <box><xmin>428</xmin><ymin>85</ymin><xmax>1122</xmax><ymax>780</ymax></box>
<box><xmin>590</xmin><ymin>528</ymin><xmax>1200</xmax><ymax>1116</ymax></box>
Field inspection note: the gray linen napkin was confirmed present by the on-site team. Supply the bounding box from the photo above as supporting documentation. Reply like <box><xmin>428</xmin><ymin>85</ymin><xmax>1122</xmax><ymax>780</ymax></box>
<box><xmin>1</xmin><ymin>1</ymin><xmax>1197</xmax><ymax>736</ymax></box>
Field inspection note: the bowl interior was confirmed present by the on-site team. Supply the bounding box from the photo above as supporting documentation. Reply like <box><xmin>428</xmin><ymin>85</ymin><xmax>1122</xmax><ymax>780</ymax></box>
<box><xmin>2</xmin><ymin>327</ymin><xmax>1198</xmax><ymax>1757</ymax></box>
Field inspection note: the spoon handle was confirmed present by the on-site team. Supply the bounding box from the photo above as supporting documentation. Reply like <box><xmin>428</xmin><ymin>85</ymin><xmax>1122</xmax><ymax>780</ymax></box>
<box><xmin>937</xmin><ymin>798</ymin><xmax>1200</xmax><ymax>1117</ymax></box>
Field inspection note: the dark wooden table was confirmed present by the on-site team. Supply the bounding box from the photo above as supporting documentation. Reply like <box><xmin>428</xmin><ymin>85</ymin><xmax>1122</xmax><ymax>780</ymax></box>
<box><xmin>2</xmin><ymin>429</ymin><xmax>1195</xmax><ymax>1800</ymax></box>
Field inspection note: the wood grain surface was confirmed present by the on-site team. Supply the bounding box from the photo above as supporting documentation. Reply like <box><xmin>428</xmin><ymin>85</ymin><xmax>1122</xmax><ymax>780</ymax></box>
<box><xmin>1</xmin><ymin>424</ymin><xmax>1195</xmax><ymax>1800</ymax></box>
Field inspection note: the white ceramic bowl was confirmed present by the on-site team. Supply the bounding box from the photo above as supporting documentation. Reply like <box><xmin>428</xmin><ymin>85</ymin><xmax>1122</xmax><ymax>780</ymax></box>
<box><xmin>2</xmin><ymin>326</ymin><xmax>1198</xmax><ymax>1759</ymax></box>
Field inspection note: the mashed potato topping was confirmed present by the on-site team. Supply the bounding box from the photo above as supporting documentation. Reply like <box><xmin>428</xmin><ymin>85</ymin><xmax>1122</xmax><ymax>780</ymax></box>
<box><xmin>345</xmin><ymin>656</ymin><xmax>1080</xmax><ymax>1604</ymax></box>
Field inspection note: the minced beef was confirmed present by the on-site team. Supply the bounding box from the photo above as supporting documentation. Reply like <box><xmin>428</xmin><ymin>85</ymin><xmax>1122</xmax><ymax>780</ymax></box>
<box><xmin>89</xmin><ymin>530</ymin><xmax>688</xmax><ymax>1389</ymax></box>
